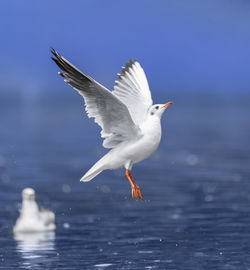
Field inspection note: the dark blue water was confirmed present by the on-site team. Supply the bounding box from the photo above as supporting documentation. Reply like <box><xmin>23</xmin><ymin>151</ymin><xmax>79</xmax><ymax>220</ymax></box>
<box><xmin>0</xmin><ymin>90</ymin><xmax>250</xmax><ymax>269</ymax></box>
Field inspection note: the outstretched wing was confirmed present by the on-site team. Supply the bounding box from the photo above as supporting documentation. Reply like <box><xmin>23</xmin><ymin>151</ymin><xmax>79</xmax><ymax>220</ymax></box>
<box><xmin>113</xmin><ymin>59</ymin><xmax>153</xmax><ymax>125</ymax></box>
<box><xmin>51</xmin><ymin>49</ymin><xmax>141</xmax><ymax>148</ymax></box>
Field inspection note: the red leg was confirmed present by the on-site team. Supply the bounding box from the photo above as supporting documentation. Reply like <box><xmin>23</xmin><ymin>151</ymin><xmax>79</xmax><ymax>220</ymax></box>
<box><xmin>129</xmin><ymin>170</ymin><xmax>142</xmax><ymax>200</ymax></box>
<box><xmin>125</xmin><ymin>169</ymin><xmax>137</xmax><ymax>199</ymax></box>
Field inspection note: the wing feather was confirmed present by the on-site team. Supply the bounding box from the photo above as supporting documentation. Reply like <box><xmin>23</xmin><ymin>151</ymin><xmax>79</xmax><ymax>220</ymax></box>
<box><xmin>113</xmin><ymin>59</ymin><xmax>153</xmax><ymax>125</ymax></box>
<box><xmin>51</xmin><ymin>49</ymin><xmax>141</xmax><ymax>148</ymax></box>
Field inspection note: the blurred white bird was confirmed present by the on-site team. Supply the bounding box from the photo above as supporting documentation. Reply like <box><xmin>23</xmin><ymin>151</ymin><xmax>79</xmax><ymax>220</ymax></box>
<box><xmin>51</xmin><ymin>49</ymin><xmax>173</xmax><ymax>200</ymax></box>
<box><xmin>13</xmin><ymin>188</ymin><xmax>56</xmax><ymax>233</ymax></box>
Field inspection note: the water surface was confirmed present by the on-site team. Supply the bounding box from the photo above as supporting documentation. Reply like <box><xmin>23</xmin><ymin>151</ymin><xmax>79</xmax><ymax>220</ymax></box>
<box><xmin>0</xmin><ymin>91</ymin><xmax>250</xmax><ymax>269</ymax></box>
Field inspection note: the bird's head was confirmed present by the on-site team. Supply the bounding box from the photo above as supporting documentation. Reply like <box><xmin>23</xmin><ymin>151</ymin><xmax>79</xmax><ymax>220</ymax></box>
<box><xmin>148</xmin><ymin>102</ymin><xmax>173</xmax><ymax>119</ymax></box>
<box><xmin>22</xmin><ymin>188</ymin><xmax>35</xmax><ymax>201</ymax></box>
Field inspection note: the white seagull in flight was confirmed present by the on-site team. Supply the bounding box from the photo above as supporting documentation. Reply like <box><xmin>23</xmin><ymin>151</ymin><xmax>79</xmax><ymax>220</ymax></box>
<box><xmin>51</xmin><ymin>49</ymin><xmax>173</xmax><ymax>200</ymax></box>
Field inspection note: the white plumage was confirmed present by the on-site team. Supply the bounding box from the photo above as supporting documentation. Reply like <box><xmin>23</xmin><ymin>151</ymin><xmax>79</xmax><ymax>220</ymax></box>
<box><xmin>51</xmin><ymin>49</ymin><xmax>173</xmax><ymax>199</ymax></box>
<box><xmin>13</xmin><ymin>188</ymin><xmax>56</xmax><ymax>233</ymax></box>
<box><xmin>113</xmin><ymin>59</ymin><xmax>153</xmax><ymax>125</ymax></box>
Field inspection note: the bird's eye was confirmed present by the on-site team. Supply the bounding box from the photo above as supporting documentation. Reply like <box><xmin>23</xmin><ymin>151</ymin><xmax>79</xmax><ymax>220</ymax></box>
<box><xmin>155</xmin><ymin>106</ymin><xmax>159</xmax><ymax>109</ymax></box>
<box><xmin>151</xmin><ymin>112</ymin><xmax>154</xmax><ymax>115</ymax></box>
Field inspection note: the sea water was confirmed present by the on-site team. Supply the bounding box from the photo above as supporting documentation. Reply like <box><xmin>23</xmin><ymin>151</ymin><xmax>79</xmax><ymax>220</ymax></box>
<box><xmin>0</xmin><ymin>91</ymin><xmax>250</xmax><ymax>269</ymax></box>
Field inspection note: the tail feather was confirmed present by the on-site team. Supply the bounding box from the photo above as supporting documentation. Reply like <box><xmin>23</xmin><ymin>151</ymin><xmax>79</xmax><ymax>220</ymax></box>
<box><xmin>80</xmin><ymin>155</ymin><xmax>108</xmax><ymax>182</ymax></box>
<box><xmin>80</xmin><ymin>167</ymin><xmax>103</xmax><ymax>182</ymax></box>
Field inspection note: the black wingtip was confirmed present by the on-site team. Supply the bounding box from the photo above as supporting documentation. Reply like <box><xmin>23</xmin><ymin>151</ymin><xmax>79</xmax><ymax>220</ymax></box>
<box><xmin>51</xmin><ymin>56</ymin><xmax>58</xmax><ymax>63</ymax></box>
<box><xmin>50</xmin><ymin>47</ymin><xmax>62</xmax><ymax>59</ymax></box>
<box><xmin>50</xmin><ymin>47</ymin><xmax>56</xmax><ymax>55</ymax></box>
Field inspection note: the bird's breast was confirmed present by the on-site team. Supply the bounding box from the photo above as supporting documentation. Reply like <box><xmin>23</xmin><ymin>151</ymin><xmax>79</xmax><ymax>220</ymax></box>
<box><xmin>107</xmin><ymin>118</ymin><xmax>162</xmax><ymax>169</ymax></box>
<box><xmin>116</xmin><ymin>122</ymin><xmax>162</xmax><ymax>164</ymax></box>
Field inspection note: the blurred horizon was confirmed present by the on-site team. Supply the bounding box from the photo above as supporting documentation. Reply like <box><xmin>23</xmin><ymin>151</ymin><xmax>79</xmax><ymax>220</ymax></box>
<box><xmin>0</xmin><ymin>0</ymin><xmax>250</xmax><ymax>96</ymax></box>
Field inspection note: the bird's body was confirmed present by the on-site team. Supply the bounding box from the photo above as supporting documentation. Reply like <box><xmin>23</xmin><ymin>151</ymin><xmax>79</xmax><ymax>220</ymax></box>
<box><xmin>14</xmin><ymin>188</ymin><xmax>56</xmax><ymax>233</ymax></box>
<box><xmin>83</xmin><ymin>114</ymin><xmax>162</xmax><ymax>180</ymax></box>
<box><xmin>51</xmin><ymin>49</ymin><xmax>173</xmax><ymax>199</ymax></box>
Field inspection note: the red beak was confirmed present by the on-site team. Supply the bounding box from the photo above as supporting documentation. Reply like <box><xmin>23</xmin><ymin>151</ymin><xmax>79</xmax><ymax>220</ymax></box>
<box><xmin>162</xmin><ymin>101</ymin><xmax>173</xmax><ymax>109</ymax></box>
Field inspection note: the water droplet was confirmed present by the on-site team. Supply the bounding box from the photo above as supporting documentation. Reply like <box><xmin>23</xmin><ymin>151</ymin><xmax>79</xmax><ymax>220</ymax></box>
<box><xmin>63</xmin><ymin>223</ymin><xmax>70</xmax><ymax>229</ymax></box>
<box><xmin>62</xmin><ymin>184</ymin><xmax>71</xmax><ymax>193</ymax></box>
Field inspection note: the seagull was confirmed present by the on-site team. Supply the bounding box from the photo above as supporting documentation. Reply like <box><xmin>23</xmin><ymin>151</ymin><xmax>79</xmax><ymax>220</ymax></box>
<box><xmin>51</xmin><ymin>49</ymin><xmax>173</xmax><ymax>200</ymax></box>
<box><xmin>14</xmin><ymin>188</ymin><xmax>56</xmax><ymax>233</ymax></box>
